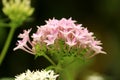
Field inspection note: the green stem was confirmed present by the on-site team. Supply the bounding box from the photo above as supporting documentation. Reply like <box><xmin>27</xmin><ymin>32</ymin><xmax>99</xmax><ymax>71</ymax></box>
<box><xmin>43</xmin><ymin>54</ymin><xmax>56</xmax><ymax>66</ymax></box>
<box><xmin>0</xmin><ymin>27</ymin><xmax>16</xmax><ymax>65</ymax></box>
<box><xmin>65</xmin><ymin>70</ymin><xmax>74</xmax><ymax>80</ymax></box>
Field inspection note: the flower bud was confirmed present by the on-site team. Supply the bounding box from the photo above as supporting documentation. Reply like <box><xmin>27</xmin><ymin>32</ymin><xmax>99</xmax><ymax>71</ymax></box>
<box><xmin>2</xmin><ymin>0</ymin><xmax>34</xmax><ymax>25</ymax></box>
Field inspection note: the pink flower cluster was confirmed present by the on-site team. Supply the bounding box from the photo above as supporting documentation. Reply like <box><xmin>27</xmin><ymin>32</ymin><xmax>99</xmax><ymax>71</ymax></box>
<box><xmin>14</xmin><ymin>18</ymin><xmax>106</xmax><ymax>56</ymax></box>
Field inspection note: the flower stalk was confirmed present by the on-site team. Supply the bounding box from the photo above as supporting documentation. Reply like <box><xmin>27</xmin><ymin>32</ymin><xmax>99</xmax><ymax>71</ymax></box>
<box><xmin>43</xmin><ymin>54</ymin><xmax>56</xmax><ymax>66</ymax></box>
<box><xmin>0</xmin><ymin>27</ymin><xmax>16</xmax><ymax>65</ymax></box>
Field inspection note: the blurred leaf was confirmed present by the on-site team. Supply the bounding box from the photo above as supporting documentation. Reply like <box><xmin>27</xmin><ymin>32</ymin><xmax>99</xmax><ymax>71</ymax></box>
<box><xmin>0</xmin><ymin>19</ymin><xmax>10</xmax><ymax>27</ymax></box>
<box><xmin>0</xmin><ymin>78</ymin><xmax>14</xmax><ymax>80</ymax></box>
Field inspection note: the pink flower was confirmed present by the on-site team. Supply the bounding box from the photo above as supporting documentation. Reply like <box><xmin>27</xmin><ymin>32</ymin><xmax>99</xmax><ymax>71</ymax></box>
<box><xmin>44</xmin><ymin>28</ymin><xmax>58</xmax><ymax>45</ymax></box>
<box><xmin>32</xmin><ymin>26</ymin><xmax>44</xmax><ymax>42</ymax></box>
<box><xmin>14</xmin><ymin>29</ymin><xmax>34</xmax><ymax>54</ymax></box>
<box><xmin>44</xmin><ymin>35</ymin><xmax>56</xmax><ymax>45</ymax></box>
<box><xmin>66</xmin><ymin>35</ymin><xmax>77</xmax><ymax>47</ymax></box>
<box><xmin>45</xmin><ymin>18</ymin><xmax>59</xmax><ymax>27</ymax></box>
<box><xmin>66</xmin><ymin>33</ymin><xmax>77</xmax><ymax>47</ymax></box>
<box><xmin>58</xmin><ymin>18</ymin><xmax>76</xmax><ymax>29</ymax></box>
<box><xmin>89</xmin><ymin>41</ymin><xmax>106</xmax><ymax>54</ymax></box>
<box><xmin>14</xmin><ymin>18</ymin><xmax>106</xmax><ymax>56</ymax></box>
<box><xmin>18</xmin><ymin>28</ymin><xmax>31</xmax><ymax>39</ymax></box>
<box><xmin>59</xmin><ymin>29</ymin><xmax>73</xmax><ymax>38</ymax></box>
<box><xmin>13</xmin><ymin>39</ymin><xmax>27</xmax><ymax>51</ymax></box>
<box><xmin>72</xmin><ymin>28</ymin><xmax>84</xmax><ymax>40</ymax></box>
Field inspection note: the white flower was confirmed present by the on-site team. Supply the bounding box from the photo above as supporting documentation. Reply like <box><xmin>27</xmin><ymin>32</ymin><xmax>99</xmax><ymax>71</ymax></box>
<box><xmin>86</xmin><ymin>73</ymin><xmax>105</xmax><ymax>80</ymax></box>
<box><xmin>15</xmin><ymin>69</ymin><xmax>59</xmax><ymax>80</ymax></box>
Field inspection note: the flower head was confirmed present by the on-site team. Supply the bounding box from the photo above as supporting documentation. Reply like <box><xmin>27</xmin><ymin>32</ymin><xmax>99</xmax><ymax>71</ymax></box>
<box><xmin>2</xmin><ymin>0</ymin><xmax>34</xmax><ymax>25</ymax></box>
<box><xmin>14</xmin><ymin>18</ymin><xmax>106</xmax><ymax>57</ymax></box>
<box><xmin>15</xmin><ymin>69</ymin><xmax>59</xmax><ymax>80</ymax></box>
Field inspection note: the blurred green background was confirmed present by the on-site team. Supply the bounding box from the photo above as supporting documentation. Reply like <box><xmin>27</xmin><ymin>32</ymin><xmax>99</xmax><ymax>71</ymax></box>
<box><xmin>0</xmin><ymin>0</ymin><xmax>120</xmax><ymax>80</ymax></box>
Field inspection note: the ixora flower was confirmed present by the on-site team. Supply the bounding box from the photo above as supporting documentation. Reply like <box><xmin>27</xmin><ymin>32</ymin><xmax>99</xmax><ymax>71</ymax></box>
<box><xmin>14</xmin><ymin>18</ymin><xmax>106</xmax><ymax>57</ymax></box>
<box><xmin>15</xmin><ymin>69</ymin><xmax>59</xmax><ymax>80</ymax></box>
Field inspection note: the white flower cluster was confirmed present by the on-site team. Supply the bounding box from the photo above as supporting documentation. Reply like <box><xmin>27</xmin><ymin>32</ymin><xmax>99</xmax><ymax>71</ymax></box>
<box><xmin>15</xmin><ymin>69</ymin><xmax>59</xmax><ymax>80</ymax></box>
